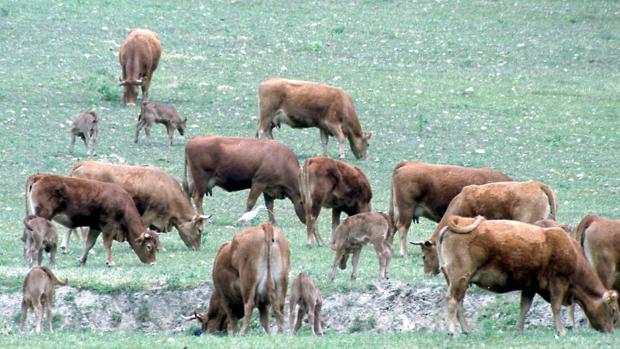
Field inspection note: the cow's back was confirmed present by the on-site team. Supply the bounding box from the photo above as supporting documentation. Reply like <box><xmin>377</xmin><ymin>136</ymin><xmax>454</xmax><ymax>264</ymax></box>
<box><xmin>119</xmin><ymin>29</ymin><xmax>161</xmax><ymax>70</ymax></box>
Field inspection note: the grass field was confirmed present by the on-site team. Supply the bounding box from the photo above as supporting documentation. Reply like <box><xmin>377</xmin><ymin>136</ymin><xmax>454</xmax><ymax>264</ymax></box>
<box><xmin>1</xmin><ymin>0</ymin><xmax>619</xmax><ymax>346</ymax></box>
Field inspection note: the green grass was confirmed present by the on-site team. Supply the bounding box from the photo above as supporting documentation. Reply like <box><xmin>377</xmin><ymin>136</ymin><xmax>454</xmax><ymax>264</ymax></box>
<box><xmin>1</xmin><ymin>0</ymin><xmax>619</xmax><ymax>346</ymax></box>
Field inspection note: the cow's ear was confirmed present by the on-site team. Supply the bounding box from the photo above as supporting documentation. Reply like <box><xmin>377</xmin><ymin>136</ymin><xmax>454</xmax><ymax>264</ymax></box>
<box><xmin>134</xmin><ymin>233</ymin><xmax>145</xmax><ymax>245</ymax></box>
<box><xmin>423</xmin><ymin>240</ymin><xmax>434</xmax><ymax>248</ymax></box>
<box><xmin>194</xmin><ymin>310</ymin><xmax>205</xmax><ymax>323</ymax></box>
<box><xmin>363</xmin><ymin>131</ymin><xmax>372</xmax><ymax>140</ymax></box>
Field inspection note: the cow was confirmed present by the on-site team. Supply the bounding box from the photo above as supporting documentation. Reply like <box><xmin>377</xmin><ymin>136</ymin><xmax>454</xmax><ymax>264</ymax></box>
<box><xmin>118</xmin><ymin>28</ymin><xmax>161</xmax><ymax>106</ymax></box>
<box><xmin>256</xmin><ymin>78</ymin><xmax>372</xmax><ymax>160</ymax></box>
<box><xmin>135</xmin><ymin>102</ymin><xmax>186</xmax><ymax>145</ymax></box>
<box><xmin>438</xmin><ymin>216</ymin><xmax>618</xmax><ymax>336</ymax></box>
<box><xmin>300</xmin><ymin>157</ymin><xmax>372</xmax><ymax>246</ymax></box>
<box><xmin>188</xmin><ymin>222</ymin><xmax>290</xmax><ymax>335</ymax></box>
<box><xmin>412</xmin><ymin>180</ymin><xmax>558</xmax><ymax>275</ymax></box>
<box><xmin>183</xmin><ymin>136</ymin><xmax>305</xmax><ymax>225</ymax></box>
<box><xmin>20</xmin><ymin>266</ymin><xmax>68</xmax><ymax>333</ymax></box>
<box><xmin>25</xmin><ymin>174</ymin><xmax>159</xmax><ymax>266</ymax></box>
<box><xmin>66</xmin><ymin>160</ymin><xmax>207</xmax><ymax>251</ymax></box>
<box><xmin>388</xmin><ymin>161</ymin><xmax>511</xmax><ymax>257</ymax></box>
<box><xmin>533</xmin><ymin>218</ymin><xmax>573</xmax><ymax>235</ymax></box>
<box><xmin>575</xmin><ymin>215</ymin><xmax>620</xmax><ymax>316</ymax></box>
<box><xmin>329</xmin><ymin>212</ymin><xmax>392</xmax><ymax>281</ymax></box>
<box><xmin>69</xmin><ymin>110</ymin><xmax>98</xmax><ymax>155</ymax></box>
<box><xmin>22</xmin><ymin>215</ymin><xmax>57</xmax><ymax>267</ymax></box>
<box><xmin>289</xmin><ymin>273</ymin><xmax>323</xmax><ymax>335</ymax></box>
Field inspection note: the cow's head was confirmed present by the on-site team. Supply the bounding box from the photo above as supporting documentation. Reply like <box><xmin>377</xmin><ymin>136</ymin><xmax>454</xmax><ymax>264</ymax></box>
<box><xmin>119</xmin><ymin>78</ymin><xmax>143</xmax><ymax>106</ymax></box>
<box><xmin>177</xmin><ymin>117</ymin><xmax>187</xmax><ymax>136</ymax></box>
<box><xmin>133</xmin><ymin>230</ymin><xmax>159</xmax><ymax>264</ymax></box>
<box><xmin>350</xmin><ymin>131</ymin><xmax>372</xmax><ymax>160</ymax></box>
<box><xmin>583</xmin><ymin>290</ymin><xmax>619</xmax><ymax>333</ymax></box>
<box><xmin>410</xmin><ymin>240</ymin><xmax>439</xmax><ymax>275</ymax></box>
<box><xmin>176</xmin><ymin>214</ymin><xmax>210</xmax><ymax>250</ymax></box>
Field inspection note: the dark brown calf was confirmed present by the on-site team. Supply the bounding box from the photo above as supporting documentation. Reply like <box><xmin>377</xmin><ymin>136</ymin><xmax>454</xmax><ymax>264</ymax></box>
<box><xmin>22</xmin><ymin>215</ymin><xmax>57</xmax><ymax>267</ymax></box>
<box><xmin>20</xmin><ymin>266</ymin><xmax>68</xmax><ymax>333</ymax></box>
<box><xmin>69</xmin><ymin>111</ymin><xmax>98</xmax><ymax>155</ymax></box>
<box><xmin>289</xmin><ymin>273</ymin><xmax>323</xmax><ymax>335</ymax></box>
<box><xmin>135</xmin><ymin>102</ymin><xmax>186</xmax><ymax>145</ymax></box>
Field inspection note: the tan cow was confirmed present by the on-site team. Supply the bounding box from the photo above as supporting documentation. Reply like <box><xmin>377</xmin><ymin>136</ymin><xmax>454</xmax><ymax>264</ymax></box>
<box><xmin>69</xmin><ymin>110</ymin><xmax>98</xmax><ymax>155</ymax></box>
<box><xmin>135</xmin><ymin>102</ymin><xmax>186</xmax><ymax>145</ymax></box>
<box><xmin>25</xmin><ymin>174</ymin><xmax>159</xmax><ymax>266</ymax></box>
<box><xmin>412</xmin><ymin>180</ymin><xmax>558</xmax><ymax>275</ymax></box>
<box><xmin>388</xmin><ymin>161</ymin><xmax>511</xmax><ymax>257</ymax></box>
<box><xmin>329</xmin><ymin>212</ymin><xmax>392</xmax><ymax>281</ymax></box>
<box><xmin>438</xmin><ymin>216</ymin><xmax>618</xmax><ymax>336</ymax></box>
<box><xmin>118</xmin><ymin>29</ymin><xmax>161</xmax><ymax>106</ymax></box>
<box><xmin>289</xmin><ymin>273</ymin><xmax>323</xmax><ymax>335</ymax></box>
<box><xmin>67</xmin><ymin>160</ymin><xmax>207</xmax><ymax>251</ymax></box>
<box><xmin>256</xmin><ymin>78</ymin><xmax>371</xmax><ymax>160</ymax></box>
<box><xmin>22</xmin><ymin>215</ymin><xmax>57</xmax><ymax>267</ymax></box>
<box><xmin>189</xmin><ymin>222</ymin><xmax>290</xmax><ymax>335</ymax></box>
<box><xmin>20</xmin><ymin>266</ymin><xmax>68</xmax><ymax>333</ymax></box>
<box><xmin>300</xmin><ymin>157</ymin><xmax>372</xmax><ymax>246</ymax></box>
<box><xmin>576</xmin><ymin>215</ymin><xmax>620</xmax><ymax>315</ymax></box>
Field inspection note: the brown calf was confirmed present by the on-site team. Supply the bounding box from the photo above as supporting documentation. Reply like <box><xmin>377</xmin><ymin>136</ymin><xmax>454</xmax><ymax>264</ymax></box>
<box><xmin>300</xmin><ymin>157</ymin><xmax>372</xmax><ymax>246</ymax></box>
<box><xmin>329</xmin><ymin>212</ymin><xmax>392</xmax><ymax>281</ymax></box>
<box><xmin>69</xmin><ymin>111</ymin><xmax>98</xmax><ymax>155</ymax></box>
<box><xmin>22</xmin><ymin>215</ymin><xmax>57</xmax><ymax>267</ymax></box>
<box><xmin>119</xmin><ymin>29</ymin><xmax>161</xmax><ymax>106</ymax></box>
<box><xmin>289</xmin><ymin>273</ymin><xmax>323</xmax><ymax>335</ymax></box>
<box><xmin>438</xmin><ymin>216</ymin><xmax>618</xmax><ymax>336</ymax></box>
<box><xmin>20</xmin><ymin>266</ymin><xmax>68</xmax><ymax>333</ymax></box>
<box><xmin>257</xmin><ymin>78</ymin><xmax>371</xmax><ymax>160</ymax></box>
<box><xmin>135</xmin><ymin>102</ymin><xmax>186</xmax><ymax>145</ymax></box>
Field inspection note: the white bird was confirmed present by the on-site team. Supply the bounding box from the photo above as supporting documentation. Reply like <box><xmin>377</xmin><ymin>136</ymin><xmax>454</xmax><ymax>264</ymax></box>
<box><xmin>238</xmin><ymin>205</ymin><xmax>269</xmax><ymax>225</ymax></box>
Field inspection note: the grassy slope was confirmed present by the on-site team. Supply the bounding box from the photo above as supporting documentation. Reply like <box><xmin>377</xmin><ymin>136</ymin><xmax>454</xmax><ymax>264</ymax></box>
<box><xmin>0</xmin><ymin>0</ymin><xmax>619</xmax><ymax>345</ymax></box>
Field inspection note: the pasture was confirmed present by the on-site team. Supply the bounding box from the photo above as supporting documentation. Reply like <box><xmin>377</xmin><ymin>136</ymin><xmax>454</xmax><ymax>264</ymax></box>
<box><xmin>0</xmin><ymin>0</ymin><xmax>619</xmax><ymax>347</ymax></box>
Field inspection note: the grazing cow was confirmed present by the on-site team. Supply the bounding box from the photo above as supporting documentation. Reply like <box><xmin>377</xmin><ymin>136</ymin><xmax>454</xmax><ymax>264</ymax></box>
<box><xmin>388</xmin><ymin>161</ymin><xmax>511</xmax><ymax>257</ymax></box>
<box><xmin>576</xmin><ymin>215</ymin><xmax>620</xmax><ymax>314</ymax></box>
<box><xmin>183</xmin><ymin>136</ymin><xmax>305</xmax><ymax>225</ymax></box>
<box><xmin>67</xmin><ymin>160</ymin><xmax>207</xmax><ymax>250</ymax></box>
<box><xmin>25</xmin><ymin>174</ymin><xmax>159</xmax><ymax>266</ymax></box>
<box><xmin>118</xmin><ymin>28</ymin><xmax>161</xmax><ymax>106</ymax></box>
<box><xmin>289</xmin><ymin>273</ymin><xmax>323</xmax><ymax>335</ymax></box>
<box><xmin>188</xmin><ymin>222</ymin><xmax>290</xmax><ymax>335</ymax></box>
<box><xmin>438</xmin><ymin>216</ymin><xmax>618</xmax><ymax>336</ymax></box>
<box><xmin>69</xmin><ymin>111</ymin><xmax>98</xmax><ymax>155</ymax></box>
<box><xmin>256</xmin><ymin>78</ymin><xmax>372</xmax><ymax>160</ymax></box>
<box><xmin>20</xmin><ymin>266</ymin><xmax>68</xmax><ymax>333</ymax></box>
<box><xmin>22</xmin><ymin>215</ymin><xmax>57</xmax><ymax>267</ymax></box>
<box><xmin>329</xmin><ymin>212</ymin><xmax>392</xmax><ymax>281</ymax></box>
<box><xmin>412</xmin><ymin>180</ymin><xmax>558</xmax><ymax>275</ymax></box>
<box><xmin>300</xmin><ymin>157</ymin><xmax>372</xmax><ymax>246</ymax></box>
<box><xmin>135</xmin><ymin>102</ymin><xmax>186</xmax><ymax>145</ymax></box>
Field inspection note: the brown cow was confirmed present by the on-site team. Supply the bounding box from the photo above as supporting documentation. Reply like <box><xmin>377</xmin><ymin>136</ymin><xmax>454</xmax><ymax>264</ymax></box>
<box><xmin>300</xmin><ymin>157</ymin><xmax>372</xmax><ymax>246</ymax></box>
<box><xmin>289</xmin><ymin>273</ymin><xmax>323</xmax><ymax>335</ymax></box>
<box><xmin>69</xmin><ymin>110</ymin><xmax>98</xmax><ymax>155</ymax></box>
<box><xmin>256</xmin><ymin>78</ymin><xmax>371</xmax><ymax>160</ymax></box>
<box><xmin>188</xmin><ymin>222</ymin><xmax>290</xmax><ymax>335</ymax></box>
<box><xmin>118</xmin><ymin>28</ymin><xmax>161</xmax><ymax>106</ymax></box>
<box><xmin>576</xmin><ymin>215</ymin><xmax>620</xmax><ymax>315</ymax></box>
<box><xmin>67</xmin><ymin>160</ymin><xmax>207</xmax><ymax>250</ymax></box>
<box><xmin>412</xmin><ymin>180</ymin><xmax>558</xmax><ymax>275</ymax></box>
<box><xmin>25</xmin><ymin>174</ymin><xmax>159</xmax><ymax>266</ymax></box>
<box><xmin>388</xmin><ymin>161</ymin><xmax>511</xmax><ymax>257</ymax></box>
<box><xmin>329</xmin><ymin>212</ymin><xmax>392</xmax><ymax>281</ymax></box>
<box><xmin>22</xmin><ymin>215</ymin><xmax>57</xmax><ymax>267</ymax></box>
<box><xmin>438</xmin><ymin>216</ymin><xmax>618</xmax><ymax>336</ymax></box>
<box><xmin>183</xmin><ymin>136</ymin><xmax>305</xmax><ymax>225</ymax></box>
<box><xmin>20</xmin><ymin>266</ymin><xmax>68</xmax><ymax>333</ymax></box>
<box><xmin>135</xmin><ymin>102</ymin><xmax>186</xmax><ymax>145</ymax></box>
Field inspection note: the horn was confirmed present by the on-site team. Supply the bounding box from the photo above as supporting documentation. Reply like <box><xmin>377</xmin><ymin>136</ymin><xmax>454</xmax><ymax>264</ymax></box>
<box><xmin>200</xmin><ymin>214</ymin><xmax>212</xmax><ymax>220</ymax></box>
<box><xmin>183</xmin><ymin>314</ymin><xmax>197</xmax><ymax>321</ymax></box>
<box><xmin>409</xmin><ymin>241</ymin><xmax>424</xmax><ymax>245</ymax></box>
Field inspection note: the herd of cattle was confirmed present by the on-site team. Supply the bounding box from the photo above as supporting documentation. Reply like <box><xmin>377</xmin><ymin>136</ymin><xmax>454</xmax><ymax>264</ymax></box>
<box><xmin>17</xmin><ymin>28</ymin><xmax>620</xmax><ymax>338</ymax></box>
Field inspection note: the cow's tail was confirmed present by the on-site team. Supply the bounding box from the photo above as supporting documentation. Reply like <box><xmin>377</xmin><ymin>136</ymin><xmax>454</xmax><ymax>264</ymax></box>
<box><xmin>182</xmin><ymin>154</ymin><xmax>193</xmax><ymax>201</ymax></box>
<box><xmin>299</xmin><ymin>159</ymin><xmax>312</xmax><ymax>209</ymax></box>
<box><xmin>539</xmin><ymin>183</ymin><xmax>558</xmax><ymax>220</ymax></box>
<box><xmin>387</xmin><ymin>177</ymin><xmax>398</xmax><ymax>243</ymax></box>
<box><xmin>40</xmin><ymin>266</ymin><xmax>68</xmax><ymax>286</ymax></box>
<box><xmin>68</xmin><ymin>161</ymin><xmax>85</xmax><ymax>177</ymax></box>
<box><xmin>24</xmin><ymin>175</ymin><xmax>41</xmax><ymax>216</ymax></box>
<box><xmin>575</xmin><ymin>214</ymin><xmax>598</xmax><ymax>247</ymax></box>
<box><xmin>379</xmin><ymin>212</ymin><xmax>394</xmax><ymax>251</ymax></box>
<box><xmin>262</xmin><ymin>222</ymin><xmax>277</xmax><ymax>305</ymax></box>
<box><xmin>445</xmin><ymin>215</ymin><xmax>485</xmax><ymax>234</ymax></box>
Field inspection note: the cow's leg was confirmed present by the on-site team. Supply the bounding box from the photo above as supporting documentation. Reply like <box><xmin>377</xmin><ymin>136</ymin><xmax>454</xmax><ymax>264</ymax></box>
<box><xmin>517</xmin><ymin>291</ymin><xmax>535</xmax><ymax>334</ymax></box>
<box><xmin>61</xmin><ymin>228</ymin><xmax>72</xmax><ymax>254</ymax></box>
<box><xmin>456</xmin><ymin>301</ymin><xmax>469</xmax><ymax>334</ymax></box>
<box><xmin>239</xmin><ymin>297</ymin><xmax>256</xmax><ymax>335</ymax></box>
<box><xmin>549</xmin><ymin>283</ymin><xmax>568</xmax><ymax>336</ymax></box>
<box><xmin>567</xmin><ymin>304</ymin><xmax>575</xmax><ymax>329</ymax></box>
<box><xmin>263</xmin><ymin>193</ymin><xmax>276</xmax><ymax>225</ymax></box>
<box><xmin>80</xmin><ymin>229</ymin><xmax>100</xmax><ymax>265</ymax></box>
<box><xmin>258</xmin><ymin>303</ymin><xmax>271</xmax><ymax>335</ymax></box>
<box><xmin>305</xmin><ymin>202</ymin><xmax>321</xmax><ymax>247</ymax></box>
<box><xmin>350</xmin><ymin>249</ymin><xmax>362</xmax><ymax>281</ymax></box>
<box><xmin>141</xmin><ymin>79</ymin><xmax>150</xmax><ymax>102</ymax></box>
<box><xmin>329</xmin><ymin>250</ymin><xmax>345</xmax><ymax>282</ymax></box>
<box><xmin>69</xmin><ymin>133</ymin><xmax>76</xmax><ymax>154</ymax></box>
<box><xmin>257</xmin><ymin>98</ymin><xmax>276</xmax><ymax>139</ymax></box>
<box><xmin>273</xmin><ymin>288</ymin><xmax>286</xmax><ymax>333</ymax></box>
<box><xmin>331</xmin><ymin>209</ymin><xmax>341</xmax><ymax>239</ymax></box>
<box><xmin>314</xmin><ymin>302</ymin><xmax>323</xmax><ymax>335</ymax></box>
<box><xmin>83</xmin><ymin>132</ymin><xmax>91</xmax><ymax>153</ymax></box>
<box><xmin>245</xmin><ymin>182</ymin><xmax>266</xmax><ymax>214</ymax></box>
<box><xmin>19</xmin><ymin>300</ymin><xmax>28</xmax><ymax>332</ymax></box>
<box><xmin>372</xmin><ymin>241</ymin><xmax>388</xmax><ymax>280</ymax></box>
<box><xmin>24</xmin><ymin>236</ymin><xmax>32</xmax><ymax>264</ymax></box>
<box><xmin>49</xmin><ymin>243</ymin><xmax>57</xmax><ymax>266</ymax></box>
<box><xmin>34</xmin><ymin>299</ymin><xmax>43</xmax><ymax>334</ymax></box>
<box><xmin>36</xmin><ymin>245</ymin><xmax>43</xmax><ymax>267</ymax></box>
<box><xmin>445</xmin><ymin>273</ymin><xmax>470</xmax><ymax>335</ymax></box>
<box><xmin>319</xmin><ymin>128</ymin><xmax>329</xmax><ymax>156</ymax></box>
<box><xmin>288</xmin><ymin>300</ymin><xmax>297</xmax><ymax>333</ymax></box>
<box><xmin>326</xmin><ymin>122</ymin><xmax>347</xmax><ymax>159</ymax></box>
<box><xmin>144</xmin><ymin>123</ymin><xmax>153</xmax><ymax>145</ymax></box>
<box><xmin>102</xmin><ymin>232</ymin><xmax>115</xmax><ymax>267</ymax></box>
<box><xmin>166</xmin><ymin>125</ymin><xmax>174</xmax><ymax>146</ymax></box>
<box><xmin>46</xmin><ymin>295</ymin><xmax>54</xmax><ymax>332</ymax></box>
<box><xmin>294</xmin><ymin>307</ymin><xmax>304</xmax><ymax>333</ymax></box>
<box><xmin>134</xmin><ymin>119</ymin><xmax>145</xmax><ymax>144</ymax></box>
<box><xmin>396</xmin><ymin>211</ymin><xmax>414</xmax><ymax>258</ymax></box>
<box><xmin>306</xmin><ymin>303</ymin><xmax>317</xmax><ymax>335</ymax></box>
<box><xmin>90</xmin><ymin>128</ymin><xmax>97</xmax><ymax>155</ymax></box>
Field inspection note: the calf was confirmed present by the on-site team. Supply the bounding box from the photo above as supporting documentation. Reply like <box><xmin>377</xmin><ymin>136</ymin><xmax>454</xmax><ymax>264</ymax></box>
<box><xmin>329</xmin><ymin>212</ymin><xmax>392</xmax><ymax>281</ymax></box>
<box><xmin>68</xmin><ymin>161</ymin><xmax>207</xmax><ymax>250</ymax></box>
<box><xmin>388</xmin><ymin>161</ymin><xmax>511</xmax><ymax>257</ymax></box>
<box><xmin>25</xmin><ymin>174</ymin><xmax>159</xmax><ymax>266</ymax></box>
<box><xmin>256</xmin><ymin>78</ymin><xmax>371</xmax><ymax>160</ymax></box>
<box><xmin>300</xmin><ymin>157</ymin><xmax>372</xmax><ymax>246</ymax></box>
<box><xmin>119</xmin><ymin>28</ymin><xmax>161</xmax><ymax>106</ymax></box>
<box><xmin>135</xmin><ymin>102</ymin><xmax>186</xmax><ymax>145</ymax></box>
<box><xmin>412</xmin><ymin>180</ymin><xmax>558</xmax><ymax>275</ymax></box>
<box><xmin>289</xmin><ymin>273</ymin><xmax>323</xmax><ymax>335</ymax></box>
<box><xmin>189</xmin><ymin>222</ymin><xmax>290</xmax><ymax>335</ymax></box>
<box><xmin>20</xmin><ymin>266</ymin><xmax>68</xmax><ymax>333</ymax></box>
<box><xmin>22</xmin><ymin>215</ymin><xmax>57</xmax><ymax>267</ymax></box>
<box><xmin>69</xmin><ymin>111</ymin><xmax>98</xmax><ymax>155</ymax></box>
<box><xmin>184</xmin><ymin>136</ymin><xmax>305</xmax><ymax>225</ymax></box>
<box><xmin>438</xmin><ymin>216</ymin><xmax>618</xmax><ymax>336</ymax></box>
